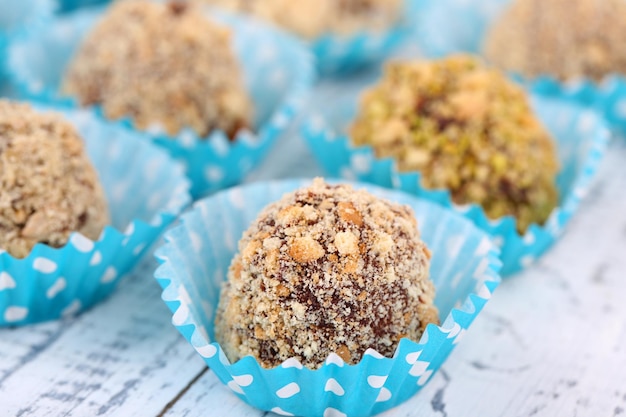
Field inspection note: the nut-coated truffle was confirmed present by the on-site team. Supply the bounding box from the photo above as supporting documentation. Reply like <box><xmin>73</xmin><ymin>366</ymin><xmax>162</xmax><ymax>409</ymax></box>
<box><xmin>215</xmin><ymin>178</ymin><xmax>438</xmax><ymax>369</ymax></box>
<box><xmin>63</xmin><ymin>0</ymin><xmax>253</xmax><ymax>139</ymax></box>
<box><xmin>0</xmin><ymin>100</ymin><xmax>109</xmax><ymax>258</ymax></box>
<box><xmin>484</xmin><ymin>0</ymin><xmax>626</xmax><ymax>81</ymax></box>
<box><xmin>350</xmin><ymin>55</ymin><xmax>559</xmax><ymax>233</ymax></box>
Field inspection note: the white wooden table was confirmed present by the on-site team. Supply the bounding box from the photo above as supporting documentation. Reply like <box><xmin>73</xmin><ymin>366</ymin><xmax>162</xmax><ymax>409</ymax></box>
<box><xmin>1</xmin><ymin>68</ymin><xmax>626</xmax><ymax>417</ymax></box>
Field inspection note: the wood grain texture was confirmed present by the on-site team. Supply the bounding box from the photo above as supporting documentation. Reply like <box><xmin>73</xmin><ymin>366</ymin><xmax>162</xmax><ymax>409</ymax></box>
<box><xmin>0</xmin><ymin>259</ymin><xmax>207</xmax><ymax>417</ymax></box>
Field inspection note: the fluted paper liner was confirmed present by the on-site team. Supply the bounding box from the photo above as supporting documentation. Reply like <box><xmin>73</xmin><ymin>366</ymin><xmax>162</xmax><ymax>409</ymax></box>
<box><xmin>0</xmin><ymin>105</ymin><xmax>191</xmax><ymax>326</ymax></box>
<box><xmin>154</xmin><ymin>179</ymin><xmax>501</xmax><ymax>417</ymax></box>
<box><xmin>302</xmin><ymin>94</ymin><xmax>610</xmax><ymax>276</ymax></box>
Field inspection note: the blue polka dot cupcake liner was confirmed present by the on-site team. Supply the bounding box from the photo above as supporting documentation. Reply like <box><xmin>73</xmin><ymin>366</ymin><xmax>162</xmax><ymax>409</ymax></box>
<box><xmin>0</xmin><ymin>0</ymin><xmax>55</xmax><ymax>84</ymax></box>
<box><xmin>6</xmin><ymin>6</ymin><xmax>314</xmax><ymax>198</ymax></box>
<box><xmin>0</xmin><ymin>104</ymin><xmax>191</xmax><ymax>326</ymax></box>
<box><xmin>302</xmin><ymin>95</ymin><xmax>611</xmax><ymax>277</ymax></box>
<box><xmin>414</xmin><ymin>0</ymin><xmax>626</xmax><ymax>136</ymax></box>
<box><xmin>154</xmin><ymin>179</ymin><xmax>501</xmax><ymax>417</ymax></box>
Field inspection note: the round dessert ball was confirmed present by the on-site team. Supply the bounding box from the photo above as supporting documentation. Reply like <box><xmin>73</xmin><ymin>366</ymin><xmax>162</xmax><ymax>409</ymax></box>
<box><xmin>350</xmin><ymin>55</ymin><xmax>559</xmax><ymax>234</ymax></box>
<box><xmin>199</xmin><ymin>0</ymin><xmax>403</xmax><ymax>39</ymax></box>
<box><xmin>484</xmin><ymin>0</ymin><xmax>626</xmax><ymax>81</ymax></box>
<box><xmin>62</xmin><ymin>0</ymin><xmax>253</xmax><ymax>139</ymax></box>
<box><xmin>0</xmin><ymin>100</ymin><xmax>109</xmax><ymax>258</ymax></box>
<box><xmin>215</xmin><ymin>178</ymin><xmax>438</xmax><ymax>369</ymax></box>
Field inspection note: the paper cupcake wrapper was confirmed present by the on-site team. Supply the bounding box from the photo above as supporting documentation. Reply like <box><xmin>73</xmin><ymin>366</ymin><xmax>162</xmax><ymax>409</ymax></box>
<box><xmin>414</xmin><ymin>0</ymin><xmax>626</xmax><ymax>135</ymax></box>
<box><xmin>0</xmin><ymin>0</ymin><xmax>55</xmax><ymax>82</ymax></box>
<box><xmin>302</xmin><ymin>95</ymin><xmax>610</xmax><ymax>277</ymax></box>
<box><xmin>7</xmin><ymin>6</ymin><xmax>314</xmax><ymax>198</ymax></box>
<box><xmin>0</xmin><ymin>104</ymin><xmax>191</xmax><ymax>326</ymax></box>
<box><xmin>154</xmin><ymin>179</ymin><xmax>501</xmax><ymax>417</ymax></box>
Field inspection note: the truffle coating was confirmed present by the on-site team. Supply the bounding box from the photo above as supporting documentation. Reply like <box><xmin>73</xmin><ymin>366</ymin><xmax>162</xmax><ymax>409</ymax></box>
<box><xmin>0</xmin><ymin>100</ymin><xmax>109</xmax><ymax>258</ymax></box>
<box><xmin>63</xmin><ymin>0</ymin><xmax>253</xmax><ymax>139</ymax></box>
<box><xmin>215</xmin><ymin>178</ymin><xmax>438</xmax><ymax>369</ymax></box>
<box><xmin>484</xmin><ymin>0</ymin><xmax>626</xmax><ymax>81</ymax></box>
<box><xmin>350</xmin><ymin>55</ymin><xmax>559</xmax><ymax>234</ymax></box>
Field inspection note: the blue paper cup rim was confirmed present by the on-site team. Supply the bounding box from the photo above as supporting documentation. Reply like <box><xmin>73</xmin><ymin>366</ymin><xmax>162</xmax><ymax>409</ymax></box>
<box><xmin>154</xmin><ymin>178</ymin><xmax>501</xmax><ymax>417</ymax></box>
<box><xmin>0</xmin><ymin>102</ymin><xmax>192</xmax><ymax>326</ymax></box>
<box><xmin>6</xmin><ymin>5</ymin><xmax>315</xmax><ymax>197</ymax></box>
<box><xmin>413</xmin><ymin>0</ymin><xmax>626</xmax><ymax>134</ymax></box>
<box><xmin>302</xmin><ymin>94</ymin><xmax>611</xmax><ymax>276</ymax></box>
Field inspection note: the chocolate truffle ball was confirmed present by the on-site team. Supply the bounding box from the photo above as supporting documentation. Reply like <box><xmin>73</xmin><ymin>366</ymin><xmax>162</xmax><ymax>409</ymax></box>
<box><xmin>215</xmin><ymin>178</ymin><xmax>438</xmax><ymax>369</ymax></box>
<box><xmin>484</xmin><ymin>0</ymin><xmax>626</xmax><ymax>81</ymax></box>
<box><xmin>62</xmin><ymin>0</ymin><xmax>253</xmax><ymax>139</ymax></box>
<box><xmin>350</xmin><ymin>55</ymin><xmax>559</xmax><ymax>234</ymax></box>
<box><xmin>200</xmin><ymin>0</ymin><xmax>403</xmax><ymax>39</ymax></box>
<box><xmin>0</xmin><ymin>101</ymin><xmax>109</xmax><ymax>258</ymax></box>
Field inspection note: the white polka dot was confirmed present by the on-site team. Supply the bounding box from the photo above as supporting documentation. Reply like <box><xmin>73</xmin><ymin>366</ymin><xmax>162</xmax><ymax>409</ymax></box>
<box><xmin>70</xmin><ymin>234</ymin><xmax>94</xmax><ymax>253</ymax></box>
<box><xmin>492</xmin><ymin>236</ymin><xmax>505</xmax><ymax>248</ymax></box>
<box><xmin>367</xmin><ymin>375</ymin><xmax>387</xmax><ymax>389</ymax></box>
<box><xmin>477</xmin><ymin>283</ymin><xmax>492</xmax><ymax>300</ymax></box>
<box><xmin>271</xmin><ymin>408</ymin><xmax>294</xmax><ymax>416</ymax></box>
<box><xmin>323</xmin><ymin>408</ymin><xmax>347</xmax><ymax>417</ymax></box>
<box><xmin>444</xmin><ymin>322</ymin><xmax>462</xmax><ymax>339</ymax></box>
<box><xmin>577</xmin><ymin>112</ymin><xmax>596</xmax><ymax>133</ymax></box>
<box><xmin>405</xmin><ymin>351</ymin><xmax>422</xmax><ymax>365</ymax></box>
<box><xmin>196</xmin><ymin>344</ymin><xmax>217</xmax><ymax>358</ymax></box>
<box><xmin>325</xmin><ymin>353</ymin><xmax>345</xmax><ymax>367</ymax></box>
<box><xmin>178</xmin><ymin>130</ymin><xmax>196</xmax><ymax>148</ymax></box>
<box><xmin>472</xmin><ymin>258</ymin><xmax>489</xmax><ymax>280</ymax></box>
<box><xmin>210</xmin><ymin>135</ymin><xmax>230</xmax><ymax>157</ymax></box>
<box><xmin>520</xmin><ymin>255</ymin><xmax>535</xmax><ymax>268</ymax></box>
<box><xmin>364</xmin><ymin>349</ymin><xmax>384</xmax><ymax>359</ymax></box>
<box><xmin>46</xmin><ymin>277</ymin><xmax>66</xmax><ymax>299</ymax></box>
<box><xmin>205</xmin><ymin>166</ymin><xmax>224</xmax><ymax>183</ymax></box>
<box><xmin>100</xmin><ymin>267</ymin><xmax>118</xmax><ymax>284</ymax></box>
<box><xmin>475</xmin><ymin>237</ymin><xmax>493</xmax><ymax>256</ymax></box>
<box><xmin>276</xmin><ymin>382</ymin><xmax>300</xmax><ymax>399</ymax></box>
<box><xmin>523</xmin><ymin>232</ymin><xmax>535</xmax><ymax>245</ymax></box>
<box><xmin>232</xmin><ymin>374</ymin><xmax>253</xmax><ymax>387</ymax></box>
<box><xmin>227</xmin><ymin>380</ymin><xmax>244</xmax><ymax>395</ymax></box>
<box><xmin>90</xmin><ymin>251</ymin><xmax>102</xmax><ymax>266</ymax></box>
<box><xmin>125</xmin><ymin>223</ymin><xmax>135</xmax><ymax>236</ymax></box>
<box><xmin>340</xmin><ymin>167</ymin><xmax>356</xmax><ymax>181</ymax></box>
<box><xmin>4</xmin><ymin>306</ymin><xmax>28</xmax><ymax>322</ymax></box>
<box><xmin>133</xmin><ymin>244</ymin><xmax>146</xmax><ymax>256</ymax></box>
<box><xmin>172</xmin><ymin>303</ymin><xmax>189</xmax><ymax>326</ymax></box>
<box><xmin>409</xmin><ymin>361</ymin><xmax>431</xmax><ymax>377</ymax></box>
<box><xmin>453</xmin><ymin>329</ymin><xmax>467</xmax><ymax>345</ymax></box>
<box><xmin>189</xmin><ymin>231</ymin><xmax>203</xmax><ymax>253</ymax></box>
<box><xmin>61</xmin><ymin>300</ymin><xmax>82</xmax><ymax>317</ymax></box>
<box><xmin>324</xmin><ymin>379</ymin><xmax>345</xmax><ymax>396</ymax></box>
<box><xmin>376</xmin><ymin>388</ymin><xmax>392</xmax><ymax>403</ymax></box>
<box><xmin>350</xmin><ymin>154</ymin><xmax>371</xmax><ymax>174</ymax></box>
<box><xmin>0</xmin><ymin>272</ymin><xmax>16</xmax><ymax>290</ymax></box>
<box><xmin>417</xmin><ymin>370</ymin><xmax>434</xmax><ymax>386</ymax></box>
<box><xmin>229</xmin><ymin>189</ymin><xmax>246</xmax><ymax>209</ymax></box>
<box><xmin>271</xmin><ymin>112</ymin><xmax>290</xmax><ymax>129</ymax></box>
<box><xmin>33</xmin><ymin>258</ymin><xmax>58</xmax><ymax>274</ymax></box>
<box><xmin>281</xmin><ymin>358</ymin><xmax>303</xmax><ymax>369</ymax></box>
